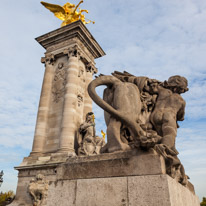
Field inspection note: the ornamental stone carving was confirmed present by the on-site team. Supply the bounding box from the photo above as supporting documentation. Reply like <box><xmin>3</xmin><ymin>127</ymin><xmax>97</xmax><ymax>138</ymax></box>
<box><xmin>52</xmin><ymin>62</ymin><xmax>67</xmax><ymax>103</ymax></box>
<box><xmin>28</xmin><ymin>174</ymin><xmax>49</xmax><ymax>206</ymax></box>
<box><xmin>41</xmin><ymin>54</ymin><xmax>56</xmax><ymax>65</ymax></box>
<box><xmin>86</xmin><ymin>62</ymin><xmax>97</xmax><ymax>74</ymax></box>
<box><xmin>64</xmin><ymin>45</ymin><xmax>82</xmax><ymax>58</ymax></box>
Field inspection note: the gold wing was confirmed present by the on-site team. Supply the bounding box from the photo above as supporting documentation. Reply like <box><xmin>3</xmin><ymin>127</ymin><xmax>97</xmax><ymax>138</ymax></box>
<box><xmin>41</xmin><ymin>1</ymin><xmax>66</xmax><ymax>21</ymax></box>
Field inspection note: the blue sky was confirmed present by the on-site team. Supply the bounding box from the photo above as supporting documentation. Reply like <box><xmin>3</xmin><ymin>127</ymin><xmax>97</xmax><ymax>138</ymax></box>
<box><xmin>0</xmin><ymin>0</ymin><xmax>206</xmax><ymax>201</ymax></box>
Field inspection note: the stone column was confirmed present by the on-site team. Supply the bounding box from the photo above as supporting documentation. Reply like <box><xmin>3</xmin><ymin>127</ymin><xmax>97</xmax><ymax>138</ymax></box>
<box><xmin>58</xmin><ymin>48</ymin><xmax>79</xmax><ymax>155</ymax></box>
<box><xmin>30</xmin><ymin>55</ymin><xmax>55</xmax><ymax>156</ymax></box>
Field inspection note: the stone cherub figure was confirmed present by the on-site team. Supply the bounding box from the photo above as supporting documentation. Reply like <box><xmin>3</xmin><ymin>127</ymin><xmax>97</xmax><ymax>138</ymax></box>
<box><xmin>78</xmin><ymin>112</ymin><xmax>105</xmax><ymax>155</ymax></box>
<box><xmin>148</xmin><ymin>75</ymin><xmax>189</xmax><ymax>185</ymax></box>
<box><xmin>88</xmin><ymin>71</ymin><xmax>189</xmax><ymax>185</ymax></box>
<box><xmin>28</xmin><ymin>174</ymin><xmax>49</xmax><ymax>206</ymax></box>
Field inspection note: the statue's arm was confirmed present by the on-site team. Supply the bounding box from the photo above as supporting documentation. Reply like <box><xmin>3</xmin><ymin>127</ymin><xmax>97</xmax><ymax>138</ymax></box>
<box><xmin>177</xmin><ymin>100</ymin><xmax>186</xmax><ymax>121</ymax></box>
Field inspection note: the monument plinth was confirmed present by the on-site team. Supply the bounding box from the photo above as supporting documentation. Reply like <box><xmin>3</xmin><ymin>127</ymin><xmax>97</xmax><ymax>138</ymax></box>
<box><xmin>13</xmin><ymin>151</ymin><xmax>199</xmax><ymax>206</ymax></box>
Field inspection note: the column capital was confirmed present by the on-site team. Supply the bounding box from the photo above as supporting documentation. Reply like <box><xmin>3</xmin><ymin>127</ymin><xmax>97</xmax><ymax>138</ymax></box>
<box><xmin>63</xmin><ymin>45</ymin><xmax>82</xmax><ymax>58</ymax></box>
<box><xmin>86</xmin><ymin>62</ymin><xmax>98</xmax><ymax>74</ymax></box>
<box><xmin>41</xmin><ymin>54</ymin><xmax>56</xmax><ymax>65</ymax></box>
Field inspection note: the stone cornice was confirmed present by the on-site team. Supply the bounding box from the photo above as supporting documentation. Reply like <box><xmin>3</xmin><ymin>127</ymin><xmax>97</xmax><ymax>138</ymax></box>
<box><xmin>36</xmin><ymin>20</ymin><xmax>105</xmax><ymax>59</ymax></box>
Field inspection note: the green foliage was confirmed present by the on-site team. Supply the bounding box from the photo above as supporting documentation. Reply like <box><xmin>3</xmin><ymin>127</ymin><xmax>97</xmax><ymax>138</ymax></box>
<box><xmin>201</xmin><ymin>197</ymin><xmax>206</xmax><ymax>206</ymax></box>
<box><xmin>0</xmin><ymin>191</ymin><xmax>15</xmax><ymax>206</ymax></box>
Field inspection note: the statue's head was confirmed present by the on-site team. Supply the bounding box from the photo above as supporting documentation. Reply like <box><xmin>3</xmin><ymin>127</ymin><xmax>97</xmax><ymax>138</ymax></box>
<box><xmin>63</xmin><ymin>3</ymin><xmax>75</xmax><ymax>13</ymax></box>
<box><xmin>86</xmin><ymin>112</ymin><xmax>94</xmax><ymax>123</ymax></box>
<box><xmin>166</xmin><ymin>75</ymin><xmax>189</xmax><ymax>93</ymax></box>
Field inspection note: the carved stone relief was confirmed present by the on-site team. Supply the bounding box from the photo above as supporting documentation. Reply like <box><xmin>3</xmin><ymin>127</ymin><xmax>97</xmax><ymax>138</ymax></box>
<box><xmin>28</xmin><ymin>174</ymin><xmax>49</xmax><ymax>206</ymax></box>
<box><xmin>52</xmin><ymin>62</ymin><xmax>67</xmax><ymax>103</ymax></box>
<box><xmin>86</xmin><ymin>62</ymin><xmax>97</xmax><ymax>74</ymax></box>
<box><xmin>64</xmin><ymin>45</ymin><xmax>82</xmax><ymax>58</ymax></box>
<box><xmin>77</xmin><ymin>94</ymin><xmax>83</xmax><ymax>107</ymax></box>
<box><xmin>78</xmin><ymin>68</ymin><xmax>84</xmax><ymax>78</ymax></box>
<box><xmin>77</xmin><ymin>87</ymin><xmax>85</xmax><ymax>107</ymax></box>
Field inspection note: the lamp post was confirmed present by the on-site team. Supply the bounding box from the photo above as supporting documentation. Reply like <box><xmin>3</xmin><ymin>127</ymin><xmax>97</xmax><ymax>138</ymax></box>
<box><xmin>0</xmin><ymin>170</ymin><xmax>3</xmax><ymax>187</ymax></box>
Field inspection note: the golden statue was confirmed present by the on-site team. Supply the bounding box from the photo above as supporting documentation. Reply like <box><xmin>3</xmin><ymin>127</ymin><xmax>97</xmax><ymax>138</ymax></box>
<box><xmin>41</xmin><ymin>1</ymin><xmax>95</xmax><ymax>27</ymax></box>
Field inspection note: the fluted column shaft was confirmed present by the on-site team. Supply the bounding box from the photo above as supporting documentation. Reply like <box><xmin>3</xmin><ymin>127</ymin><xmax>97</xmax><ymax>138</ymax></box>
<box><xmin>58</xmin><ymin>56</ymin><xmax>79</xmax><ymax>154</ymax></box>
<box><xmin>31</xmin><ymin>62</ymin><xmax>54</xmax><ymax>155</ymax></box>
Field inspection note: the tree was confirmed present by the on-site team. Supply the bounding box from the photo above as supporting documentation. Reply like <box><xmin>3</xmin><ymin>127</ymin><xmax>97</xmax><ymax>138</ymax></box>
<box><xmin>0</xmin><ymin>191</ymin><xmax>15</xmax><ymax>206</ymax></box>
<box><xmin>201</xmin><ymin>197</ymin><xmax>206</xmax><ymax>206</ymax></box>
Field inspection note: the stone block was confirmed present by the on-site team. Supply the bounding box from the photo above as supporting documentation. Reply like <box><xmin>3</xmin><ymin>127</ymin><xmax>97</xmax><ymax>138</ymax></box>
<box><xmin>60</xmin><ymin>151</ymin><xmax>166</xmax><ymax>180</ymax></box>
<box><xmin>38</xmin><ymin>156</ymin><xmax>51</xmax><ymax>161</ymax></box>
<box><xmin>167</xmin><ymin>176</ymin><xmax>200</xmax><ymax>206</ymax></box>
<box><xmin>128</xmin><ymin>175</ymin><xmax>170</xmax><ymax>206</ymax></box>
<box><xmin>128</xmin><ymin>175</ymin><xmax>199</xmax><ymax>206</ymax></box>
<box><xmin>47</xmin><ymin>180</ymin><xmax>77</xmax><ymax>206</ymax></box>
<box><xmin>76</xmin><ymin>177</ymin><xmax>127</xmax><ymax>206</ymax></box>
<box><xmin>11</xmin><ymin>162</ymin><xmax>200</xmax><ymax>206</ymax></box>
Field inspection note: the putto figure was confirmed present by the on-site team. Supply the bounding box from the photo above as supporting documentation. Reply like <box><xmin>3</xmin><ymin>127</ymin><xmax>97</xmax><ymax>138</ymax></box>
<box><xmin>28</xmin><ymin>174</ymin><xmax>49</xmax><ymax>206</ymax></box>
<box><xmin>149</xmin><ymin>75</ymin><xmax>188</xmax><ymax>185</ymax></box>
<box><xmin>88</xmin><ymin>71</ymin><xmax>189</xmax><ymax>185</ymax></box>
<box><xmin>41</xmin><ymin>1</ymin><xmax>95</xmax><ymax>27</ymax></box>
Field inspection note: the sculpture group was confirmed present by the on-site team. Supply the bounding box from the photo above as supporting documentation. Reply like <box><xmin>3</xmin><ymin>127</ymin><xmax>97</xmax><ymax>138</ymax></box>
<box><xmin>87</xmin><ymin>71</ymin><xmax>189</xmax><ymax>186</ymax></box>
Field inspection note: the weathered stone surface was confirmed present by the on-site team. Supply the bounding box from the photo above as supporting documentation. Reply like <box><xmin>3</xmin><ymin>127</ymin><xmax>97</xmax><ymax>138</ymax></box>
<box><xmin>11</xmin><ymin>155</ymin><xmax>199</xmax><ymax>206</ymax></box>
<box><xmin>47</xmin><ymin>180</ymin><xmax>77</xmax><ymax>206</ymax></box>
<box><xmin>76</xmin><ymin>177</ymin><xmax>127</xmax><ymax>206</ymax></box>
<box><xmin>128</xmin><ymin>175</ymin><xmax>199</xmax><ymax>206</ymax></box>
<box><xmin>11</xmin><ymin>174</ymin><xmax>200</xmax><ymax>206</ymax></box>
<box><xmin>60</xmin><ymin>151</ymin><xmax>166</xmax><ymax>180</ymax></box>
<box><xmin>128</xmin><ymin>175</ymin><xmax>171</xmax><ymax>206</ymax></box>
<box><xmin>167</xmin><ymin>176</ymin><xmax>200</xmax><ymax>206</ymax></box>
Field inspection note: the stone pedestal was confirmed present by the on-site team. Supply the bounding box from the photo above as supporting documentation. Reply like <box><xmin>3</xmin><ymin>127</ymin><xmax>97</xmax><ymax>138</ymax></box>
<box><xmin>11</xmin><ymin>151</ymin><xmax>199</xmax><ymax>206</ymax></box>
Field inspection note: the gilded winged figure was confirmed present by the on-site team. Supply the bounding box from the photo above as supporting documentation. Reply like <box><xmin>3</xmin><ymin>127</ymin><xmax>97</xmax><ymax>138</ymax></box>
<box><xmin>41</xmin><ymin>1</ymin><xmax>95</xmax><ymax>27</ymax></box>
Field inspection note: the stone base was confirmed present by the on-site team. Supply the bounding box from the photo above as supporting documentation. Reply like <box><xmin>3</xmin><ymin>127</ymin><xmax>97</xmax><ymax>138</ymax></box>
<box><xmin>47</xmin><ymin>175</ymin><xmax>200</xmax><ymax>206</ymax></box>
<box><xmin>11</xmin><ymin>152</ymin><xmax>200</xmax><ymax>206</ymax></box>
